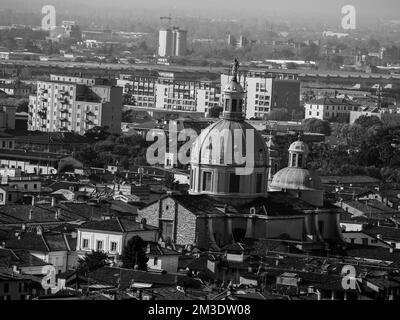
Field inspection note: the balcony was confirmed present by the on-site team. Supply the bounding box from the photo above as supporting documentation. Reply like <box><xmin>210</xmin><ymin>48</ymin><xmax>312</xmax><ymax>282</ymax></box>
<box><xmin>37</xmin><ymin>111</ymin><xmax>47</xmax><ymax>119</ymax></box>
<box><xmin>61</xmin><ymin>98</ymin><xmax>70</xmax><ymax>105</ymax></box>
<box><xmin>60</xmin><ymin>118</ymin><xmax>70</xmax><ymax>124</ymax></box>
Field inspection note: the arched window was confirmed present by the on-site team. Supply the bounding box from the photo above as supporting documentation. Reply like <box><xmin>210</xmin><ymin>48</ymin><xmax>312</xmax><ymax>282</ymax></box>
<box><xmin>225</xmin><ymin>99</ymin><xmax>230</xmax><ymax>111</ymax></box>
<box><xmin>231</xmin><ymin>99</ymin><xmax>237</xmax><ymax>112</ymax></box>
<box><xmin>298</xmin><ymin>154</ymin><xmax>303</xmax><ymax>167</ymax></box>
<box><xmin>238</xmin><ymin>100</ymin><xmax>243</xmax><ymax>112</ymax></box>
<box><xmin>229</xmin><ymin>173</ymin><xmax>240</xmax><ymax>193</ymax></box>
<box><xmin>291</xmin><ymin>153</ymin><xmax>297</xmax><ymax>167</ymax></box>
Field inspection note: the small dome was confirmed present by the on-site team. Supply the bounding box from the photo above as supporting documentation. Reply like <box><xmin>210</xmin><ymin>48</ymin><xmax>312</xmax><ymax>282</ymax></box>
<box><xmin>223</xmin><ymin>80</ymin><xmax>244</xmax><ymax>93</ymax></box>
<box><xmin>289</xmin><ymin>140</ymin><xmax>309</xmax><ymax>154</ymax></box>
<box><xmin>270</xmin><ymin>167</ymin><xmax>322</xmax><ymax>191</ymax></box>
<box><xmin>191</xmin><ymin>119</ymin><xmax>268</xmax><ymax>167</ymax></box>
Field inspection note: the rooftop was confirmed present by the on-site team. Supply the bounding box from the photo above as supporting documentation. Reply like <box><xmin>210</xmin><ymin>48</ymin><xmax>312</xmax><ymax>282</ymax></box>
<box><xmin>78</xmin><ymin>217</ymin><xmax>158</xmax><ymax>233</ymax></box>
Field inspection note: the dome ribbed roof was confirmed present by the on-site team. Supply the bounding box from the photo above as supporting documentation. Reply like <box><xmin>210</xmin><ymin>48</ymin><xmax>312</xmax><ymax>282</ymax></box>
<box><xmin>223</xmin><ymin>80</ymin><xmax>244</xmax><ymax>93</ymax></box>
<box><xmin>270</xmin><ymin>167</ymin><xmax>322</xmax><ymax>191</ymax></box>
<box><xmin>191</xmin><ymin>119</ymin><xmax>268</xmax><ymax>167</ymax></box>
<box><xmin>289</xmin><ymin>140</ymin><xmax>309</xmax><ymax>154</ymax></box>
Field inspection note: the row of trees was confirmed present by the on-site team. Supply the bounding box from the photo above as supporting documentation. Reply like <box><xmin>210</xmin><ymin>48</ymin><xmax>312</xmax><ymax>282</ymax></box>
<box><xmin>75</xmin><ymin>127</ymin><xmax>149</xmax><ymax>169</ymax></box>
<box><xmin>308</xmin><ymin>115</ymin><xmax>400</xmax><ymax>184</ymax></box>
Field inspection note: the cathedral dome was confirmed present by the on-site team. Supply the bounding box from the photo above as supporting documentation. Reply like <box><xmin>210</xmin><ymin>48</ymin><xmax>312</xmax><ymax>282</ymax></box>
<box><xmin>270</xmin><ymin>137</ymin><xmax>324</xmax><ymax>207</ymax></box>
<box><xmin>270</xmin><ymin>167</ymin><xmax>322</xmax><ymax>191</ymax></box>
<box><xmin>188</xmin><ymin>58</ymin><xmax>269</xmax><ymax>205</ymax></box>
<box><xmin>191</xmin><ymin>119</ymin><xmax>269</xmax><ymax>167</ymax></box>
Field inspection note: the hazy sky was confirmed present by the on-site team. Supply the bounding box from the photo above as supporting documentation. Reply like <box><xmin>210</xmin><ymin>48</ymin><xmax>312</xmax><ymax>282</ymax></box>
<box><xmin>2</xmin><ymin>0</ymin><xmax>400</xmax><ymax>22</ymax></box>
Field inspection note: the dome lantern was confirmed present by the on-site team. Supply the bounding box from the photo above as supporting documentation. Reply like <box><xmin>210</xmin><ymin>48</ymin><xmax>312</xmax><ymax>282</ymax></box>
<box><xmin>288</xmin><ymin>136</ymin><xmax>309</xmax><ymax>169</ymax></box>
<box><xmin>222</xmin><ymin>58</ymin><xmax>245</xmax><ymax>121</ymax></box>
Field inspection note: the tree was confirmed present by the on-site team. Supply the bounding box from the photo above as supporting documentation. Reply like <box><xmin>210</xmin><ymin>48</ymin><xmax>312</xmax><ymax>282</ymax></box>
<box><xmin>77</xmin><ymin>251</ymin><xmax>109</xmax><ymax>275</ymax></box>
<box><xmin>302</xmin><ymin>118</ymin><xmax>332</xmax><ymax>136</ymax></box>
<box><xmin>84</xmin><ymin>126</ymin><xmax>111</xmax><ymax>141</ymax></box>
<box><xmin>122</xmin><ymin>236</ymin><xmax>149</xmax><ymax>271</ymax></box>
<box><xmin>354</xmin><ymin>115</ymin><xmax>382</xmax><ymax>128</ymax></box>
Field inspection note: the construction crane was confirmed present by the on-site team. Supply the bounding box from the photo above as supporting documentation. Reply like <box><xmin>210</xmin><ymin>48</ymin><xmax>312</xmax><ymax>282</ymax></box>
<box><xmin>160</xmin><ymin>15</ymin><xmax>173</xmax><ymax>28</ymax></box>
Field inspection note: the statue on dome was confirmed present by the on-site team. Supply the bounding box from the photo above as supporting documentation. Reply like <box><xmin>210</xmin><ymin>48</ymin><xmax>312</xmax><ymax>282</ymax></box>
<box><xmin>231</xmin><ymin>58</ymin><xmax>239</xmax><ymax>81</ymax></box>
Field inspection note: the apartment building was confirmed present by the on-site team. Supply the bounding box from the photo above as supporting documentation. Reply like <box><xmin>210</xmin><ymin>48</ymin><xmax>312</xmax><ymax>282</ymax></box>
<box><xmin>118</xmin><ymin>73</ymin><xmax>157</xmax><ymax>108</ymax></box>
<box><xmin>28</xmin><ymin>75</ymin><xmax>122</xmax><ymax>135</ymax></box>
<box><xmin>221</xmin><ymin>70</ymin><xmax>300</xmax><ymax>119</ymax></box>
<box><xmin>118</xmin><ymin>72</ymin><xmax>221</xmax><ymax>115</ymax></box>
<box><xmin>158</xmin><ymin>27</ymin><xmax>187</xmax><ymax>58</ymax></box>
<box><xmin>305</xmin><ymin>97</ymin><xmax>361</xmax><ymax>122</ymax></box>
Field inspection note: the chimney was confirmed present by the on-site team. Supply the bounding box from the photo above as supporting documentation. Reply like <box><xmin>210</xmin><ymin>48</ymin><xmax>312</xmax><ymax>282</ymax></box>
<box><xmin>0</xmin><ymin>241</ymin><xmax>5</xmax><ymax>248</ymax></box>
<box><xmin>36</xmin><ymin>226</ymin><xmax>42</xmax><ymax>235</ymax></box>
<box><xmin>51</xmin><ymin>197</ymin><xmax>56</xmax><ymax>207</ymax></box>
<box><xmin>28</xmin><ymin>209</ymin><xmax>33</xmax><ymax>221</ymax></box>
<box><xmin>376</xmin><ymin>234</ymin><xmax>382</xmax><ymax>240</ymax></box>
<box><xmin>31</xmin><ymin>196</ymin><xmax>35</xmax><ymax>206</ymax></box>
<box><xmin>390</xmin><ymin>247</ymin><xmax>394</xmax><ymax>253</ymax></box>
<box><xmin>146</xmin><ymin>243</ymin><xmax>151</xmax><ymax>254</ymax></box>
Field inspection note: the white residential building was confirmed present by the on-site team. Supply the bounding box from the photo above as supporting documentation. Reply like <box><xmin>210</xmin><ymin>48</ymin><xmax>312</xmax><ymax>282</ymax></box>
<box><xmin>158</xmin><ymin>27</ymin><xmax>187</xmax><ymax>58</ymax></box>
<box><xmin>76</xmin><ymin>217</ymin><xmax>159</xmax><ymax>262</ymax></box>
<box><xmin>221</xmin><ymin>71</ymin><xmax>300</xmax><ymax>119</ymax></box>
<box><xmin>29</xmin><ymin>75</ymin><xmax>122</xmax><ymax>135</ymax></box>
<box><xmin>118</xmin><ymin>73</ymin><xmax>221</xmax><ymax>116</ymax></box>
<box><xmin>305</xmin><ymin>97</ymin><xmax>361</xmax><ymax>122</ymax></box>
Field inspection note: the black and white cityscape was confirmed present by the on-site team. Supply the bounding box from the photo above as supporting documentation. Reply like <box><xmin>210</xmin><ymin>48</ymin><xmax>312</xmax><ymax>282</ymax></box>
<box><xmin>1</xmin><ymin>0</ymin><xmax>400</xmax><ymax>305</ymax></box>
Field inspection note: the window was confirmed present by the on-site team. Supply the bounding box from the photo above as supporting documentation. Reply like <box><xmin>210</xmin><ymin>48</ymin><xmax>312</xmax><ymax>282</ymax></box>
<box><xmin>229</xmin><ymin>173</ymin><xmax>240</xmax><ymax>193</ymax></box>
<box><xmin>224</xmin><ymin>99</ymin><xmax>230</xmax><ymax>111</ymax></box>
<box><xmin>110</xmin><ymin>242</ymin><xmax>117</xmax><ymax>252</ymax></box>
<box><xmin>24</xmin><ymin>184</ymin><xmax>28</xmax><ymax>190</ymax></box>
<box><xmin>256</xmin><ymin>174</ymin><xmax>263</xmax><ymax>193</ymax></box>
<box><xmin>231</xmin><ymin>99</ymin><xmax>237</xmax><ymax>112</ymax></box>
<box><xmin>82</xmin><ymin>238</ymin><xmax>89</xmax><ymax>249</ymax></box>
<box><xmin>4</xmin><ymin>283</ymin><xmax>9</xmax><ymax>293</ymax></box>
<box><xmin>238</xmin><ymin>100</ymin><xmax>243</xmax><ymax>111</ymax></box>
<box><xmin>96</xmin><ymin>240</ymin><xmax>103</xmax><ymax>251</ymax></box>
<box><xmin>291</xmin><ymin>153</ymin><xmax>297</xmax><ymax>167</ymax></box>
<box><xmin>298</xmin><ymin>154</ymin><xmax>303</xmax><ymax>167</ymax></box>
<box><xmin>154</xmin><ymin>257</ymin><xmax>159</xmax><ymax>266</ymax></box>
<box><xmin>202</xmin><ymin>172</ymin><xmax>212</xmax><ymax>191</ymax></box>
<box><xmin>362</xmin><ymin>238</ymin><xmax>368</xmax><ymax>245</ymax></box>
